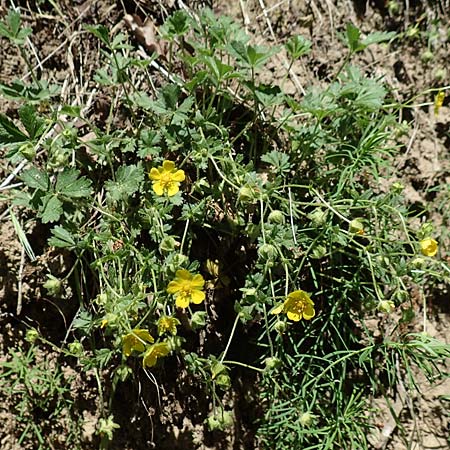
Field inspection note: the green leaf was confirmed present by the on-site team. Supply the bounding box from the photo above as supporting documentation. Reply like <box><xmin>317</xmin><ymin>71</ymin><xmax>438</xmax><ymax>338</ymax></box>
<box><xmin>55</xmin><ymin>169</ymin><xmax>92</xmax><ymax>198</ymax></box>
<box><xmin>85</xmin><ymin>24</ymin><xmax>110</xmax><ymax>46</ymax></box>
<box><xmin>285</xmin><ymin>35</ymin><xmax>312</xmax><ymax>59</ymax></box>
<box><xmin>160</xmin><ymin>10</ymin><xmax>190</xmax><ymax>38</ymax></box>
<box><xmin>361</xmin><ymin>31</ymin><xmax>396</xmax><ymax>47</ymax></box>
<box><xmin>261</xmin><ymin>150</ymin><xmax>290</xmax><ymax>173</ymax></box>
<box><xmin>105</xmin><ymin>164</ymin><xmax>144</xmax><ymax>202</ymax></box>
<box><xmin>39</xmin><ymin>194</ymin><xmax>63</xmax><ymax>223</ymax></box>
<box><xmin>345</xmin><ymin>22</ymin><xmax>362</xmax><ymax>52</ymax></box>
<box><xmin>20</xmin><ymin>167</ymin><xmax>50</xmax><ymax>191</ymax></box>
<box><xmin>48</xmin><ymin>226</ymin><xmax>76</xmax><ymax>248</ymax></box>
<box><xmin>0</xmin><ymin>113</ymin><xmax>28</xmax><ymax>144</ymax></box>
<box><xmin>18</xmin><ymin>104</ymin><xmax>44</xmax><ymax>139</ymax></box>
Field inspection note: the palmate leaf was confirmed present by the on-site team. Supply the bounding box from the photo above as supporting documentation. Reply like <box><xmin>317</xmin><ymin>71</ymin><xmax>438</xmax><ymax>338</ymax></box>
<box><xmin>20</xmin><ymin>167</ymin><xmax>50</xmax><ymax>191</ymax></box>
<box><xmin>55</xmin><ymin>169</ymin><xmax>92</xmax><ymax>198</ymax></box>
<box><xmin>39</xmin><ymin>194</ymin><xmax>63</xmax><ymax>223</ymax></box>
<box><xmin>48</xmin><ymin>225</ymin><xmax>76</xmax><ymax>248</ymax></box>
<box><xmin>105</xmin><ymin>164</ymin><xmax>144</xmax><ymax>202</ymax></box>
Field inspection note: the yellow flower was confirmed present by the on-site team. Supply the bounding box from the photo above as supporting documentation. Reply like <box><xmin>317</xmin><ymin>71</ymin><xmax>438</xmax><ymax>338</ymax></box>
<box><xmin>434</xmin><ymin>91</ymin><xmax>445</xmax><ymax>116</ymax></box>
<box><xmin>167</xmin><ymin>269</ymin><xmax>205</xmax><ymax>308</ymax></box>
<box><xmin>272</xmin><ymin>290</ymin><xmax>315</xmax><ymax>321</ymax></box>
<box><xmin>122</xmin><ymin>329</ymin><xmax>154</xmax><ymax>357</ymax></box>
<box><xmin>142</xmin><ymin>342</ymin><xmax>170</xmax><ymax>368</ymax></box>
<box><xmin>157</xmin><ymin>316</ymin><xmax>180</xmax><ymax>335</ymax></box>
<box><xmin>420</xmin><ymin>237</ymin><xmax>438</xmax><ymax>257</ymax></box>
<box><xmin>149</xmin><ymin>160</ymin><xmax>185</xmax><ymax>196</ymax></box>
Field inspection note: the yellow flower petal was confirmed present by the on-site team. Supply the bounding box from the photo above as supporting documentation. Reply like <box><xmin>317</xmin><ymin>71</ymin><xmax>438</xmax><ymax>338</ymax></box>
<box><xmin>420</xmin><ymin>238</ymin><xmax>438</xmax><ymax>257</ymax></box>
<box><xmin>191</xmin><ymin>274</ymin><xmax>205</xmax><ymax>288</ymax></box>
<box><xmin>152</xmin><ymin>181</ymin><xmax>164</xmax><ymax>196</ymax></box>
<box><xmin>149</xmin><ymin>167</ymin><xmax>161</xmax><ymax>181</ymax></box>
<box><xmin>271</xmin><ymin>304</ymin><xmax>284</xmax><ymax>315</ymax></box>
<box><xmin>287</xmin><ymin>310</ymin><xmax>301</xmax><ymax>321</ymax></box>
<box><xmin>162</xmin><ymin>160</ymin><xmax>175</xmax><ymax>171</ymax></box>
<box><xmin>172</xmin><ymin>169</ymin><xmax>185</xmax><ymax>182</ymax></box>
<box><xmin>166</xmin><ymin>182</ymin><xmax>179</xmax><ymax>197</ymax></box>
<box><xmin>302</xmin><ymin>304</ymin><xmax>315</xmax><ymax>320</ymax></box>
<box><xmin>176</xmin><ymin>269</ymin><xmax>192</xmax><ymax>280</ymax></box>
<box><xmin>167</xmin><ymin>280</ymin><xmax>182</xmax><ymax>294</ymax></box>
<box><xmin>176</xmin><ymin>295</ymin><xmax>190</xmax><ymax>309</ymax></box>
<box><xmin>190</xmin><ymin>290</ymin><xmax>205</xmax><ymax>304</ymax></box>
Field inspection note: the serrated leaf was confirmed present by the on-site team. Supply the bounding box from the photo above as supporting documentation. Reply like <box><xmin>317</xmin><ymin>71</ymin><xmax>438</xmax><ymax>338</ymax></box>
<box><xmin>20</xmin><ymin>167</ymin><xmax>50</xmax><ymax>191</ymax></box>
<box><xmin>85</xmin><ymin>24</ymin><xmax>110</xmax><ymax>46</ymax></box>
<box><xmin>105</xmin><ymin>164</ymin><xmax>144</xmax><ymax>202</ymax></box>
<box><xmin>55</xmin><ymin>169</ymin><xmax>92</xmax><ymax>198</ymax></box>
<box><xmin>18</xmin><ymin>104</ymin><xmax>44</xmax><ymax>139</ymax></box>
<box><xmin>0</xmin><ymin>113</ymin><xmax>28</xmax><ymax>144</ymax></box>
<box><xmin>39</xmin><ymin>194</ymin><xmax>63</xmax><ymax>223</ymax></box>
<box><xmin>48</xmin><ymin>226</ymin><xmax>76</xmax><ymax>248</ymax></box>
<box><xmin>261</xmin><ymin>150</ymin><xmax>290</xmax><ymax>172</ymax></box>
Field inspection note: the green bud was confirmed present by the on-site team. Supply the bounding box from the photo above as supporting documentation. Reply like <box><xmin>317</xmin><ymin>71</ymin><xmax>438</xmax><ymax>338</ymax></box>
<box><xmin>308</xmin><ymin>208</ymin><xmax>327</xmax><ymax>227</ymax></box>
<box><xmin>299</xmin><ymin>412</ymin><xmax>315</xmax><ymax>427</ymax></box>
<box><xmin>206</xmin><ymin>411</ymin><xmax>234</xmax><ymax>431</ymax></box>
<box><xmin>25</xmin><ymin>328</ymin><xmax>39</xmax><ymax>344</ymax></box>
<box><xmin>387</xmin><ymin>0</ymin><xmax>400</xmax><ymax>14</ymax></box>
<box><xmin>268</xmin><ymin>210</ymin><xmax>285</xmax><ymax>224</ymax></box>
<box><xmin>434</xmin><ymin>68</ymin><xmax>447</xmax><ymax>81</ymax></box>
<box><xmin>411</xmin><ymin>257</ymin><xmax>426</xmax><ymax>269</ymax></box>
<box><xmin>68</xmin><ymin>341</ymin><xmax>83</xmax><ymax>356</ymax></box>
<box><xmin>190</xmin><ymin>311</ymin><xmax>207</xmax><ymax>330</ymax></box>
<box><xmin>310</xmin><ymin>244</ymin><xmax>327</xmax><ymax>259</ymax></box>
<box><xmin>390</xmin><ymin>181</ymin><xmax>404</xmax><ymax>194</ymax></box>
<box><xmin>349</xmin><ymin>218</ymin><xmax>364</xmax><ymax>235</ymax></box>
<box><xmin>419</xmin><ymin>222</ymin><xmax>433</xmax><ymax>239</ymax></box>
<box><xmin>166</xmin><ymin>335</ymin><xmax>184</xmax><ymax>352</ymax></box>
<box><xmin>43</xmin><ymin>275</ymin><xmax>62</xmax><ymax>295</ymax></box>
<box><xmin>258</xmin><ymin>243</ymin><xmax>277</xmax><ymax>262</ymax></box>
<box><xmin>378</xmin><ymin>299</ymin><xmax>395</xmax><ymax>314</ymax></box>
<box><xmin>273</xmin><ymin>320</ymin><xmax>287</xmax><ymax>334</ymax></box>
<box><xmin>159</xmin><ymin>236</ymin><xmax>178</xmax><ymax>253</ymax></box>
<box><xmin>421</xmin><ymin>50</ymin><xmax>434</xmax><ymax>64</ymax></box>
<box><xmin>395</xmin><ymin>290</ymin><xmax>409</xmax><ymax>302</ymax></box>
<box><xmin>215</xmin><ymin>373</ymin><xmax>231</xmax><ymax>388</ymax></box>
<box><xmin>19</xmin><ymin>143</ymin><xmax>36</xmax><ymax>160</ymax></box>
<box><xmin>238</xmin><ymin>185</ymin><xmax>256</xmax><ymax>204</ymax></box>
<box><xmin>264</xmin><ymin>356</ymin><xmax>282</xmax><ymax>372</ymax></box>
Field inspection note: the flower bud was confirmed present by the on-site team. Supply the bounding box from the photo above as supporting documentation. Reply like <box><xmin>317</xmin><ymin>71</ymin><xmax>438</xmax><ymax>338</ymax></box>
<box><xmin>68</xmin><ymin>341</ymin><xmax>83</xmax><ymax>356</ymax></box>
<box><xmin>273</xmin><ymin>320</ymin><xmax>287</xmax><ymax>334</ymax></box>
<box><xmin>159</xmin><ymin>236</ymin><xmax>178</xmax><ymax>253</ymax></box>
<box><xmin>43</xmin><ymin>275</ymin><xmax>62</xmax><ymax>295</ymax></box>
<box><xmin>308</xmin><ymin>208</ymin><xmax>327</xmax><ymax>227</ymax></box>
<box><xmin>258</xmin><ymin>243</ymin><xmax>277</xmax><ymax>261</ymax></box>
<box><xmin>19</xmin><ymin>143</ymin><xmax>36</xmax><ymax>160</ymax></box>
<box><xmin>378</xmin><ymin>299</ymin><xmax>395</xmax><ymax>314</ymax></box>
<box><xmin>190</xmin><ymin>311</ymin><xmax>207</xmax><ymax>330</ymax></box>
<box><xmin>264</xmin><ymin>356</ymin><xmax>282</xmax><ymax>372</ymax></box>
<box><xmin>268</xmin><ymin>210</ymin><xmax>285</xmax><ymax>224</ymax></box>
<box><xmin>299</xmin><ymin>412</ymin><xmax>315</xmax><ymax>427</ymax></box>
<box><xmin>238</xmin><ymin>185</ymin><xmax>256</xmax><ymax>204</ymax></box>
<box><xmin>349</xmin><ymin>218</ymin><xmax>364</xmax><ymax>235</ymax></box>
<box><xmin>25</xmin><ymin>329</ymin><xmax>39</xmax><ymax>344</ymax></box>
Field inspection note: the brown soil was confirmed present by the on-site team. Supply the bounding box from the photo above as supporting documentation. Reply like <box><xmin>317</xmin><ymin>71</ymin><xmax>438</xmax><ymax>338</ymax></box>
<box><xmin>1</xmin><ymin>1</ymin><xmax>449</xmax><ymax>449</ymax></box>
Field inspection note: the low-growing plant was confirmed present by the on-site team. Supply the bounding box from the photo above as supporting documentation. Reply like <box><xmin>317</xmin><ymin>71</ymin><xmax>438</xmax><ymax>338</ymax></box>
<box><xmin>0</xmin><ymin>6</ymin><xmax>449</xmax><ymax>449</ymax></box>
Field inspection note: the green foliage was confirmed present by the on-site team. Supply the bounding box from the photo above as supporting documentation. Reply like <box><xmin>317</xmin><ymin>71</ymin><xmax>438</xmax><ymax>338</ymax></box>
<box><xmin>1</xmin><ymin>7</ymin><xmax>449</xmax><ymax>450</ymax></box>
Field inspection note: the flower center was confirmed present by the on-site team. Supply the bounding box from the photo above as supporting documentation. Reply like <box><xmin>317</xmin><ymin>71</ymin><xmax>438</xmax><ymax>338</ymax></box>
<box><xmin>160</xmin><ymin>173</ymin><xmax>173</xmax><ymax>188</ymax></box>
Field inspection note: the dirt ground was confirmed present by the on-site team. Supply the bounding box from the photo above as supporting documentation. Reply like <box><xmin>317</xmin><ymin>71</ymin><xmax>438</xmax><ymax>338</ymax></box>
<box><xmin>0</xmin><ymin>0</ymin><xmax>449</xmax><ymax>449</ymax></box>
